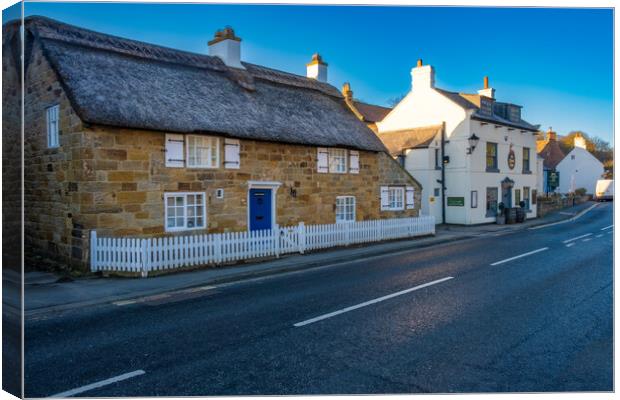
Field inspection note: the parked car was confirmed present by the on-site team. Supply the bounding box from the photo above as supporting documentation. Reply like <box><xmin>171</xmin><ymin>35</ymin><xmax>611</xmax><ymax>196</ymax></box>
<box><xmin>595</xmin><ymin>179</ymin><xmax>614</xmax><ymax>201</ymax></box>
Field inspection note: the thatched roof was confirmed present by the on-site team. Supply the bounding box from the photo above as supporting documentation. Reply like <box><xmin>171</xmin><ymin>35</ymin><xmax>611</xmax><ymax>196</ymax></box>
<box><xmin>377</xmin><ymin>125</ymin><xmax>442</xmax><ymax>156</ymax></box>
<box><xmin>19</xmin><ymin>16</ymin><xmax>388</xmax><ymax>152</ymax></box>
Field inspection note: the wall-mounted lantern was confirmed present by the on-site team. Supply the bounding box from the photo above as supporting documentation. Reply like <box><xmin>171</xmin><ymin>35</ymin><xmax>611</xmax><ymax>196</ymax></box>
<box><xmin>466</xmin><ymin>133</ymin><xmax>480</xmax><ymax>155</ymax></box>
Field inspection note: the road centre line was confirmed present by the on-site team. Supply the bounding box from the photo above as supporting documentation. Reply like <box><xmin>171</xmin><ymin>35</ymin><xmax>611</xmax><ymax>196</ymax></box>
<box><xmin>293</xmin><ymin>276</ymin><xmax>454</xmax><ymax>327</ymax></box>
<box><xmin>490</xmin><ymin>247</ymin><xmax>549</xmax><ymax>266</ymax></box>
<box><xmin>50</xmin><ymin>370</ymin><xmax>146</xmax><ymax>398</ymax></box>
<box><xmin>563</xmin><ymin>233</ymin><xmax>592</xmax><ymax>244</ymax></box>
<box><xmin>601</xmin><ymin>225</ymin><xmax>613</xmax><ymax>230</ymax></box>
<box><xmin>583</xmin><ymin>238</ymin><xmax>592</xmax><ymax>242</ymax></box>
<box><xmin>566</xmin><ymin>243</ymin><xmax>575</xmax><ymax>247</ymax></box>
<box><xmin>596</xmin><ymin>234</ymin><xmax>603</xmax><ymax>238</ymax></box>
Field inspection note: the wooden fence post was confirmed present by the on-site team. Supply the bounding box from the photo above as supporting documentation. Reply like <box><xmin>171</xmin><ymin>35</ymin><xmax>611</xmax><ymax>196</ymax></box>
<box><xmin>214</xmin><ymin>233</ymin><xmax>222</xmax><ymax>264</ymax></box>
<box><xmin>90</xmin><ymin>230</ymin><xmax>97</xmax><ymax>272</ymax></box>
<box><xmin>298</xmin><ymin>222</ymin><xmax>306</xmax><ymax>254</ymax></box>
<box><xmin>274</xmin><ymin>224</ymin><xmax>280</xmax><ymax>258</ymax></box>
<box><xmin>140</xmin><ymin>238</ymin><xmax>148</xmax><ymax>278</ymax></box>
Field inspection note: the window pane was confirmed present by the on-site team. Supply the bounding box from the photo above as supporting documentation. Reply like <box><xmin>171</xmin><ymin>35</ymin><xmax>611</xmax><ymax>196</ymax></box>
<box><xmin>188</xmin><ymin>136</ymin><xmax>217</xmax><ymax>167</ymax></box>
<box><xmin>486</xmin><ymin>187</ymin><xmax>498</xmax><ymax>215</ymax></box>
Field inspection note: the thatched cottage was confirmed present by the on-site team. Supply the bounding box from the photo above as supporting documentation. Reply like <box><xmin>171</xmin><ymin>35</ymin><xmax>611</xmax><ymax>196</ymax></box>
<box><xmin>3</xmin><ymin>16</ymin><xmax>422</xmax><ymax>270</ymax></box>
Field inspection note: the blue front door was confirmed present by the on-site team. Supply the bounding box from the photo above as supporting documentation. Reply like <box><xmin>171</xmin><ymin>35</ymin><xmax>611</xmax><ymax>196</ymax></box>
<box><xmin>249</xmin><ymin>189</ymin><xmax>272</xmax><ymax>231</ymax></box>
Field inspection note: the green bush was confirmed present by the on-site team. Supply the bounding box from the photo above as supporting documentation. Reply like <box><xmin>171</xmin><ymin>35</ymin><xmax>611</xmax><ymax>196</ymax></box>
<box><xmin>575</xmin><ymin>188</ymin><xmax>587</xmax><ymax>196</ymax></box>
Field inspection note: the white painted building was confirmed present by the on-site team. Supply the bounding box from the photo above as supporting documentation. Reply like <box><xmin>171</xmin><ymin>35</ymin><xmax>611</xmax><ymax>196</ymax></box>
<box><xmin>556</xmin><ymin>134</ymin><xmax>605</xmax><ymax>194</ymax></box>
<box><xmin>376</xmin><ymin>61</ymin><xmax>540</xmax><ymax>225</ymax></box>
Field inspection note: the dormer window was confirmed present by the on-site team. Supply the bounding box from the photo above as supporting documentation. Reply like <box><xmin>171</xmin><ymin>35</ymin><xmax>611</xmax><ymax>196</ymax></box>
<box><xmin>480</xmin><ymin>98</ymin><xmax>493</xmax><ymax>115</ymax></box>
<box><xmin>508</xmin><ymin>105</ymin><xmax>521</xmax><ymax>122</ymax></box>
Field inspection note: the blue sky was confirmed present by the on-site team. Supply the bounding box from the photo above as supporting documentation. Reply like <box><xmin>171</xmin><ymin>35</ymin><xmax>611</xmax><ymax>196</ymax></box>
<box><xmin>4</xmin><ymin>3</ymin><xmax>614</xmax><ymax>142</ymax></box>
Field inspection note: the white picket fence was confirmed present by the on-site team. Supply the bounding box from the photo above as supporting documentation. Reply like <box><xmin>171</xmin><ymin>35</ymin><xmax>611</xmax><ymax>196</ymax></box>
<box><xmin>90</xmin><ymin>216</ymin><xmax>435</xmax><ymax>277</ymax></box>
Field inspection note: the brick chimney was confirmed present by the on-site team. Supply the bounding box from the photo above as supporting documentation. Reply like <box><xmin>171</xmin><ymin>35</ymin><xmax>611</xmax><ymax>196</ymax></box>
<box><xmin>411</xmin><ymin>59</ymin><xmax>435</xmax><ymax>91</ymax></box>
<box><xmin>547</xmin><ymin>127</ymin><xmax>557</xmax><ymax>141</ymax></box>
<box><xmin>477</xmin><ymin>76</ymin><xmax>495</xmax><ymax>98</ymax></box>
<box><xmin>208</xmin><ymin>26</ymin><xmax>244</xmax><ymax>69</ymax></box>
<box><xmin>307</xmin><ymin>53</ymin><xmax>328</xmax><ymax>82</ymax></box>
<box><xmin>574</xmin><ymin>132</ymin><xmax>587</xmax><ymax>149</ymax></box>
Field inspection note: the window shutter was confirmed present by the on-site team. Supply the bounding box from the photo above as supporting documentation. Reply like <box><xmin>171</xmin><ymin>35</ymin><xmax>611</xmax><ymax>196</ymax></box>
<box><xmin>224</xmin><ymin>138</ymin><xmax>240</xmax><ymax>169</ymax></box>
<box><xmin>165</xmin><ymin>133</ymin><xmax>185</xmax><ymax>168</ymax></box>
<box><xmin>406</xmin><ymin>186</ymin><xmax>415</xmax><ymax>209</ymax></box>
<box><xmin>317</xmin><ymin>147</ymin><xmax>329</xmax><ymax>173</ymax></box>
<box><xmin>380</xmin><ymin>186</ymin><xmax>389</xmax><ymax>210</ymax></box>
<box><xmin>349</xmin><ymin>150</ymin><xmax>359</xmax><ymax>174</ymax></box>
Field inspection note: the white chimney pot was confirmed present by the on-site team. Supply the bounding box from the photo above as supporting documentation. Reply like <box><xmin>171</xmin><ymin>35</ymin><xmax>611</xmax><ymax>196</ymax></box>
<box><xmin>306</xmin><ymin>53</ymin><xmax>328</xmax><ymax>83</ymax></box>
<box><xmin>574</xmin><ymin>134</ymin><xmax>587</xmax><ymax>149</ymax></box>
<box><xmin>208</xmin><ymin>27</ymin><xmax>244</xmax><ymax>69</ymax></box>
<box><xmin>411</xmin><ymin>61</ymin><xmax>435</xmax><ymax>91</ymax></box>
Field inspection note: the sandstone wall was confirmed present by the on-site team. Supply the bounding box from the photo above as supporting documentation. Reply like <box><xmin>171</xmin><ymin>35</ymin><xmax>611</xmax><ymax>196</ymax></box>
<box><xmin>2</xmin><ymin>32</ymin><xmax>23</xmax><ymax>271</ymax></box>
<box><xmin>22</xmin><ymin>41</ymin><xmax>86</xmax><ymax>270</ymax></box>
<box><xmin>79</xmin><ymin>126</ymin><xmax>422</xmax><ymax>239</ymax></box>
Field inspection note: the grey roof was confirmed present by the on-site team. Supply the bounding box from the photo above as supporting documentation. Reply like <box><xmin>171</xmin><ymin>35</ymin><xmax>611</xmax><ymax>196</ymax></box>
<box><xmin>435</xmin><ymin>88</ymin><xmax>539</xmax><ymax>132</ymax></box>
<box><xmin>377</xmin><ymin>125</ymin><xmax>442</xmax><ymax>156</ymax></box>
<box><xmin>352</xmin><ymin>101</ymin><xmax>392</xmax><ymax>123</ymax></box>
<box><xmin>19</xmin><ymin>16</ymin><xmax>387</xmax><ymax>152</ymax></box>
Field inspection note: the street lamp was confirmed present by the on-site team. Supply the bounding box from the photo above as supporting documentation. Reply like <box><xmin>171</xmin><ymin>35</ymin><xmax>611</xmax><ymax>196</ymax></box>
<box><xmin>467</xmin><ymin>133</ymin><xmax>480</xmax><ymax>155</ymax></box>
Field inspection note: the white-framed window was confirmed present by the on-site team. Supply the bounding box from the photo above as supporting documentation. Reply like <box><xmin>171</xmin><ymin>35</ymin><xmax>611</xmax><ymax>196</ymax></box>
<box><xmin>381</xmin><ymin>186</ymin><xmax>405</xmax><ymax>211</ymax></box>
<box><xmin>328</xmin><ymin>148</ymin><xmax>347</xmax><ymax>173</ymax></box>
<box><xmin>388</xmin><ymin>187</ymin><xmax>405</xmax><ymax>210</ymax></box>
<box><xmin>335</xmin><ymin>196</ymin><xmax>355</xmax><ymax>223</ymax></box>
<box><xmin>46</xmin><ymin>105</ymin><xmax>59</xmax><ymax>148</ymax></box>
<box><xmin>186</xmin><ymin>135</ymin><xmax>219</xmax><ymax>168</ymax></box>
<box><xmin>164</xmin><ymin>192</ymin><xmax>206</xmax><ymax>232</ymax></box>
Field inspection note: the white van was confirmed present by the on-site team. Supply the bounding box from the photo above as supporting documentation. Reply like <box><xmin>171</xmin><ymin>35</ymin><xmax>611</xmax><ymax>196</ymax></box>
<box><xmin>595</xmin><ymin>179</ymin><xmax>614</xmax><ymax>201</ymax></box>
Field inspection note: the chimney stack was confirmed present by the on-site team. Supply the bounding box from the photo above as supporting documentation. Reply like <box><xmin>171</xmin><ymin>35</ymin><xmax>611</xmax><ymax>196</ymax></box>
<box><xmin>411</xmin><ymin>59</ymin><xmax>435</xmax><ymax>91</ymax></box>
<box><xmin>477</xmin><ymin>76</ymin><xmax>495</xmax><ymax>98</ymax></box>
<box><xmin>208</xmin><ymin>26</ymin><xmax>244</xmax><ymax>69</ymax></box>
<box><xmin>574</xmin><ymin>132</ymin><xmax>587</xmax><ymax>149</ymax></box>
<box><xmin>341</xmin><ymin>82</ymin><xmax>353</xmax><ymax>102</ymax></box>
<box><xmin>547</xmin><ymin>127</ymin><xmax>557</xmax><ymax>141</ymax></box>
<box><xmin>307</xmin><ymin>53</ymin><xmax>328</xmax><ymax>83</ymax></box>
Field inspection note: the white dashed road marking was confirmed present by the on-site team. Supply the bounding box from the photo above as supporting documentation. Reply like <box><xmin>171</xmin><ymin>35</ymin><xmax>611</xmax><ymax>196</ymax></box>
<box><xmin>490</xmin><ymin>247</ymin><xmax>549</xmax><ymax>266</ymax></box>
<box><xmin>601</xmin><ymin>225</ymin><xmax>613</xmax><ymax>230</ymax></box>
<box><xmin>566</xmin><ymin>243</ymin><xmax>575</xmax><ymax>248</ymax></box>
<box><xmin>583</xmin><ymin>238</ymin><xmax>592</xmax><ymax>242</ymax></box>
<box><xmin>294</xmin><ymin>276</ymin><xmax>454</xmax><ymax>327</ymax></box>
<box><xmin>563</xmin><ymin>233</ymin><xmax>592</xmax><ymax>244</ymax></box>
<box><xmin>50</xmin><ymin>370</ymin><xmax>146</xmax><ymax>397</ymax></box>
<box><xmin>596</xmin><ymin>234</ymin><xmax>603</xmax><ymax>238</ymax></box>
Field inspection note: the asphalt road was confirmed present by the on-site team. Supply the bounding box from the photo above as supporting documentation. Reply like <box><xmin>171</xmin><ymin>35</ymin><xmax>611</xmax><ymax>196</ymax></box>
<box><xmin>24</xmin><ymin>202</ymin><xmax>613</xmax><ymax>396</ymax></box>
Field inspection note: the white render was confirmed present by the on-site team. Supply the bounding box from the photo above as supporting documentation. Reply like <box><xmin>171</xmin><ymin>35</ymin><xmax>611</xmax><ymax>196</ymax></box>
<box><xmin>209</xmin><ymin>38</ymin><xmax>244</xmax><ymax>69</ymax></box>
<box><xmin>307</xmin><ymin>62</ymin><xmax>327</xmax><ymax>83</ymax></box>
<box><xmin>377</xmin><ymin>63</ymin><xmax>539</xmax><ymax>225</ymax></box>
<box><xmin>556</xmin><ymin>146</ymin><xmax>604</xmax><ymax>194</ymax></box>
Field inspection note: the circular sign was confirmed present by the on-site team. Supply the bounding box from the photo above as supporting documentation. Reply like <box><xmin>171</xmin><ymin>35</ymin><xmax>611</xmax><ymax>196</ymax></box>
<box><xmin>507</xmin><ymin>149</ymin><xmax>516</xmax><ymax>170</ymax></box>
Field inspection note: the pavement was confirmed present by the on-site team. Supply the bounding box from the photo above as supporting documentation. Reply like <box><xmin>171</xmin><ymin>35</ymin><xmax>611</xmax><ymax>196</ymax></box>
<box><xmin>21</xmin><ymin>200</ymin><xmax>612</xmax><ymax>395</ymax></box>
<box><xmin>3</xmin><ymin>201</ymin><xmax>597</xmax><ymax>316</ymax></box>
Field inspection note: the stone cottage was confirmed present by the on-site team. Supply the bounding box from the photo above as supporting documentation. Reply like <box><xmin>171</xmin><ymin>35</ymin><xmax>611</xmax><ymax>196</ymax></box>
<box><xmin>3</xmin><ymin>16</ymin><xmax>422</xmax><ymax>271</ymax></box>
